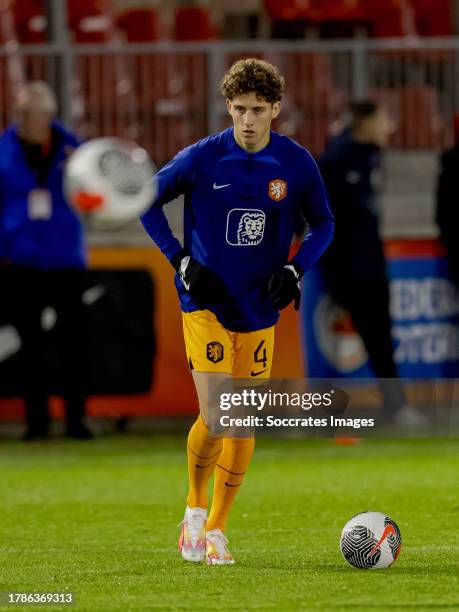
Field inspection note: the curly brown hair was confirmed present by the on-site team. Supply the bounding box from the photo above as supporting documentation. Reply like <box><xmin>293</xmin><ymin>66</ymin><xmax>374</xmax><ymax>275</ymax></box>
<box><xmin>220</xmin><ymin>58</ymin><xmax>285</xmax><ymax>103</ymax></box>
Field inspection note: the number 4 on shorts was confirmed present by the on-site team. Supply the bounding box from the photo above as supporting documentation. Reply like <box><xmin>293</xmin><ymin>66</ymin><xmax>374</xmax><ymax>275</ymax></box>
<box><xmin>254</xmin><ymin>340</ymin><xmax>267</xmax><ymax>368</ymax></box>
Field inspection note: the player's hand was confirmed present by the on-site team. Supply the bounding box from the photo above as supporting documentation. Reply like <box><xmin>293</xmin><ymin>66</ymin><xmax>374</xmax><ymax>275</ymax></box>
<box><xmin>268</xmin><ymin>262</ymin><xmax>303</xmax><ymax>311</ymax></box>
<box><xmin>172</xmin><ymin>252</ymin><xmax>231</xmax><ymax>306</ymax></box>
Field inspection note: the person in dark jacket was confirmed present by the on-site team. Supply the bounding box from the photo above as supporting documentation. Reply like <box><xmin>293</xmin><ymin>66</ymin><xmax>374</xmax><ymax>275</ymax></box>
<box><xmin>319</xmin><ymin>100</ymin><xmax>425</xmax><ymax>425</ymax></box>
<box><xmin>0</xmin><ymin>81</ymin><xmax>92</xmax><ymax>440</ymax></box>
<box><xmin>436</xmin><ymin>139</ymin><xmax>459</xmax><ymax>284</ymax></box>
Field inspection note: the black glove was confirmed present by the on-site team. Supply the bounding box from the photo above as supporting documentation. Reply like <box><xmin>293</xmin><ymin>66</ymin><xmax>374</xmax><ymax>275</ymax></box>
<box><xmin>171</xmin><ymin>251</ymin><xmax>231</xmax><ymax>306</ymax></box>
<box><xmin>268</xmin><ymin>262</ymin><xmax>303</xmax><ymax>311</ymax></box>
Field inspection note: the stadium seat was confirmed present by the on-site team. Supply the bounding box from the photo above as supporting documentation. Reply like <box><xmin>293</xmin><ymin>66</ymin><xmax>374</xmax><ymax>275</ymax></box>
<box><xmin>263</xmin><ymin>0</ymin><xmax>311</xmax><ymax>38</ymax></box>
<box><xmin>67</xmin><ymin>0</ymin><xmax>114</xmax><ymax>43</ymax></box>
<box><xmin>174</xmin><ymin>6</ymin><xmax>217</xmax><ymax>41</ymax></box>
<box><xmin>264</xmin><ymin>0</ymin><xmax>370</xmax><ymax>37</ymax></box>
<box><xmin>263</xmin><ymin>0</ymin><xmax>306</xmax><ymax>21</ymax></box>
<box><xmin>309</xmin><ymin>0</ymin><xmax>370</xmax><ymax>38</ymax></box>
<box><xmin>309</xmin><ymin>0</ymin><xmax>368</xmax><ymax>22</ymax></box>
<box><xmin>12</xmin><ymin>0</ymin><xmax>46</xmax><ymax>43</ymax></box>
<box><xmin>264</xmin><ymin>0</ymin><xmax>368</xmax><ymax>22</ymax></box>
<box><xmin>367</xmin><ymin>0</ymin><xmax>417</xmax><ymax>38</ymax></box>
<box><xmin>116</xmin><ymin>8</ymin><xmax>162</xmax><ymax>42</ymax></box>
<box><xmin>414</xmin><ymin>0</ymin><xmax>453</xmax><ymax>37</ymax></box>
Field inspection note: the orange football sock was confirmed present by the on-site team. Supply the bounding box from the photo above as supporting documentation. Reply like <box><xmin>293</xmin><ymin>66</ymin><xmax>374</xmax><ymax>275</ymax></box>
<box><xmin>186</xmin><ymin>415</ymin><xmax>223</xmax><ymax>509</ymax></box>
<box><xmin>207</xmin><ymin>437</ymin><xmax>255</xmax><ymax>532</ymax></box>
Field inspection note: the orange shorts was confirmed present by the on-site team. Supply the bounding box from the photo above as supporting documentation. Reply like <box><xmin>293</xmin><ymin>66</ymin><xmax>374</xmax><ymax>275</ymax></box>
<box><xmin>182</xmin><ymin>309</ymin><xmax>274</xmax><ymax>378</ymax></box>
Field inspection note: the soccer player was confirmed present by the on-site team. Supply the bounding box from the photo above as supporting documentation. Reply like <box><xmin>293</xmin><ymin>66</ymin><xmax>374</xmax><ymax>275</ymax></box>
<box><xmin>141</xmin><ymin>58</ymin><xmax>334</xmax><ymax>564</ymax></box>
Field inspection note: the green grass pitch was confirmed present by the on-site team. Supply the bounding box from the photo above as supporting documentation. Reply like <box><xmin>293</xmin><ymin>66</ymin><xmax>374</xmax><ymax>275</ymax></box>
<box><xmin>0</xmin><ymin>435</ymin><xmax>458</xmax><ymax>611</ymax></box>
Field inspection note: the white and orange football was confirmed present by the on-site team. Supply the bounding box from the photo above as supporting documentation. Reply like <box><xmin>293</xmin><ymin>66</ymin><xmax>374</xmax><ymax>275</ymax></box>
<box><xmin>64</xmin><ymin>137</ymin><xmax>156</xmax><ymax>230</ymax></box>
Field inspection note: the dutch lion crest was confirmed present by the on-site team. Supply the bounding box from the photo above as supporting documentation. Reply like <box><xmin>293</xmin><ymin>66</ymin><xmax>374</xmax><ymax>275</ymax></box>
<box><xmin>268</xmin><ymin>179</ymin><xmax>287</xmax><ymax>202</ymax></box>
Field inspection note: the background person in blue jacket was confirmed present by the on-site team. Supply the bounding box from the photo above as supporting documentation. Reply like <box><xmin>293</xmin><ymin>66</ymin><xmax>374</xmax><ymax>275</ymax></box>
<box><xmin>0</xmin><ymin>81</ymin><xmax>92</xmax><ymax>440</ymax></box>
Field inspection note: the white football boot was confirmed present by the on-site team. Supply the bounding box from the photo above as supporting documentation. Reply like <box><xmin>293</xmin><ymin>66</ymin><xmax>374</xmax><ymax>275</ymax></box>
<box><xmin>205</xmin><ymin>529</ymin><xmax>235</xmax><ymax>565</ymax></box>
<box><xmin>178</xmin><ymin>506</ymin><xmax>207</xmax><ymax>562</ymax></box>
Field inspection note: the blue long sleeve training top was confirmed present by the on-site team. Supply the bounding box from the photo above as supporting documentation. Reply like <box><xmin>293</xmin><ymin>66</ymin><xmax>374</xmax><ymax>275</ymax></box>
<box><xmin>141</xmin><ymin>127</ymin><xmax>334</xmax><ymax>332</ymax></box>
